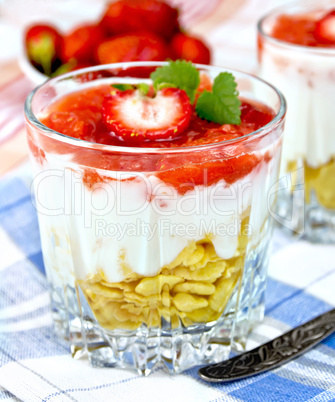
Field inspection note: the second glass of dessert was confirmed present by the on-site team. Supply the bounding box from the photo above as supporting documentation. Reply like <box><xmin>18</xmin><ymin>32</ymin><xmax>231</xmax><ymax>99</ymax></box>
<box><xmin>258</xmin><ymin>1</ymin><xmax>335</xmax><ymax>241</ymax></box>
<box><xmin>25</xmin><ymin>61</ymin><xmax>285</xmax><ymax>375</ymax></box>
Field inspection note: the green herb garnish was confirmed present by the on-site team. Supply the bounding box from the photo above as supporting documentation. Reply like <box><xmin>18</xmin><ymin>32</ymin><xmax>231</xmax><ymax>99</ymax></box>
<box><xmin>150</xmin><ymin>61</ymin><xmax>241</xmax><ymax>125</ymax></box>
<box><xmin>195</xmin><ymin>72</ymin><xmax>241</xmax><ymax>125</ymax></box>
<box><xmin>137</xmin><ymin>83</ymin><xmax>149</xmax><ymax>95</ymax></box>
<box><xmin>150</xmin><ymin>60</ymin><xmax>200</xmax><ymax>103</ymax></box>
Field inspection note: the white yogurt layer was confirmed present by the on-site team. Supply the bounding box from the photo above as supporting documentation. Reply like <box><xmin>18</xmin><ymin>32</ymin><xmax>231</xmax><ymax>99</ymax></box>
<box><xmin>259</xmin><ymin>40</ymin><xmax>335</xmax><ymax>170</ymax></box>
<box><xmin>31</xmin><ymin>148</ymin><xmax>280</xmax><ymax>284</ymax></box>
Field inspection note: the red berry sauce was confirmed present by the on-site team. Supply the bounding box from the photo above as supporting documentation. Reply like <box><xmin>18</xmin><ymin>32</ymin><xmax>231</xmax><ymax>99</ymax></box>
<box><xmin>270</xmin><ymin>10</ymin><xmax>335</xmax><ymax>47</ymax></box>
<box><xmin>38</xmin><ymin>84</ymin><xmax>275</xmax><ymax>193</ymax></box>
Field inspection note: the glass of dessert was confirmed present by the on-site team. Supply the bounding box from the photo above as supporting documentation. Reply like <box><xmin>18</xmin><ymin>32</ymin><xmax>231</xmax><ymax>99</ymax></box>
<box><xmin>24</xmin><ymin>61</ymin><xmax>285</xmax><ymax>375</ymax></box>
<box><xmin>258</xmin><ymin>1</ymin><xmax>335</xmax><ymax>241</ymax></box>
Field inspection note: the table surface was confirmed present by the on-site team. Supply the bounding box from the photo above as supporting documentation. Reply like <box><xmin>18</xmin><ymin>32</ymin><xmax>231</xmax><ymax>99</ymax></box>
<box><xmin>1</xmin><ymin>1</ymin><xmax>335</xmax><ymax>401</ymax></box>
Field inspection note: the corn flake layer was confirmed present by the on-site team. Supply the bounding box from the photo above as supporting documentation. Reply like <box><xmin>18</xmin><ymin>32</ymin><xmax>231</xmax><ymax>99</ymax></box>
<box><xmin>79</xmin><ymin>217</ymin><xmax>249</xmax><ymax>330</ymax></box>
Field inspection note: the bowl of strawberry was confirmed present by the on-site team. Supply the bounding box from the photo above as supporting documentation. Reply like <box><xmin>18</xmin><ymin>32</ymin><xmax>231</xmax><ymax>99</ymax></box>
<box><xmin>24</xmin><ymin>60</ymin><xmax>285</xmax><ymax>375</ymax></box>
<box><xmin>21</xmin><ymin>0</ymin><xmax>211</xmax><ymax>84</ymax></box>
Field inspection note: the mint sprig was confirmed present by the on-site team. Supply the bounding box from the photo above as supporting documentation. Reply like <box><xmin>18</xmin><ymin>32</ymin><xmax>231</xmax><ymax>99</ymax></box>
<box><xmin>150</xmin><ymin>61</ymin><xmax>241</xmax><ymax>125</ymax></box>
<box><xmin>150</xmin><ymin>60</ymin><xmax>200</xmax><ymax>103</ymax></box>
<box><xmin>196</xmin><ymin>72</ymin><xmax>241</xmax><ymax>125</ymax></box>
<box><xmin>137</xmin><ymin>83</ymin><xmax>149</xmax><ymax>95</ymax></box>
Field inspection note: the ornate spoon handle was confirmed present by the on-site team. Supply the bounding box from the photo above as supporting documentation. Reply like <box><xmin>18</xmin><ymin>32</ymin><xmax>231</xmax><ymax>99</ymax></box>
<box><xmin>199</xmin><ymin>308</ymin><xmax>335</xmax><ymax>383</ymax></box>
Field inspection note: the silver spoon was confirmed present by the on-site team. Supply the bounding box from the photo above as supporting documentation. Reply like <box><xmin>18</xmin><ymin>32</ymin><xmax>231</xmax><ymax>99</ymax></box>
<box><xmin>199</xmin><ymin>308</ymin><xmax>335</xmax><ymax>383</ymax></box>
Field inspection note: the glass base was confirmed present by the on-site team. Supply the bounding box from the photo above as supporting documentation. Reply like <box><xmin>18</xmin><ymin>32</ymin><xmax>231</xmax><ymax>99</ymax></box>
<box><xmin>51</xmin><ymin>301</ymin><xmax>265</xmax><ymax>376</ymax></box>
<box><xmin>46</xmin><ymin>232</ymin><xmax>270</xmax><ymax>375</ymax></box>
<box><xmin>74</xmin><ymin>281</ymin><xmax>236</xmax><ymax>375</ymax></box>
<box><xmin>232</xmin><ymin>225</ymin><xmax>270</xmax><ymax>350</ymax></box>
<box><xmin>275</xmin><ymin>159</ymin><xmax>335</xmax><ymax>243</ymax></box>
<box><xmin>232</xmin><ymin>304</ymin><xmax>265</xmax><ymax>351</ymax></box>
<box><xmin>304</xmin><ymin>193</ymin><xmax>335</xmax><ymax>243</ymax></box>
<box><xmin>275</xmin><ymin>178</ymin><xmax>335</xmax><ymax>243</ymax></box>
<box><xmin>49</xmin><ymin>292</ymin><xmax>265</xmax><ymax>375</ymax></box>
<box><xmin>71</xmin><ymin>299</ymin><xmax>265</xmax><ymax>375</ymax></box>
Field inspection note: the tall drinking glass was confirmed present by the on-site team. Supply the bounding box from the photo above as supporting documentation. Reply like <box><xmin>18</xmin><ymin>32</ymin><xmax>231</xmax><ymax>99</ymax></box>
<box><xmin>25</xmin><ymin>62</ymin><xmax>285</xmax><ymax>375</ymax></box>
<box><xmin>258</xmin><ymin>2</ymin><xmax>335</xmax><ymax>241</ymax></box>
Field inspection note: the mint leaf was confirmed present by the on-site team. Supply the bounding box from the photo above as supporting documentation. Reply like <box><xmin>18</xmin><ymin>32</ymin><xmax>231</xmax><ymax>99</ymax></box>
<box><xmin>112</xmin><ymin>84</ymin><xmax>134</xmax><ymax>91</ymax></box>
<box><xmin>196</xmin><ymin>92</ymin><xmax>225</xmax><ymax>123</ymax></box>
<box><xmin>137</xmin><ymin>83</ymin><xmax>149</xmax><ymax>95</ymax></box>
<box><xmin>196</xmin><ymin>72</ymin><xmax>241</xmax><ymax>125</ymax></box>
<box><xmin>150</xmin><ymin>60</ymin><xmax>200</xmax><ymax>103</ymax></box>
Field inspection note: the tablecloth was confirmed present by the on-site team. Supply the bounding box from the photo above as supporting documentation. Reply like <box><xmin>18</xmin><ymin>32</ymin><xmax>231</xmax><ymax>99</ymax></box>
<box><xmin>1</xmin><ymin>0</ymin><xmax>335</xmax><ymax>401</ymax></box>
<box><xmin>1</xmin><ymin>175</ymin><xmax>335</xmax><ymax>401</ymax></box>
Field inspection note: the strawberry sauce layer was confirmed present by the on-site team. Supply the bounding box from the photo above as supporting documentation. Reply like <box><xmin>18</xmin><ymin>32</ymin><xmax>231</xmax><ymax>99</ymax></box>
<box><xmin>39</xmin><ymin>85</ymin><xmax>275</xmax><ymax>194</ymax></box>
<box><xmin>270</xmin><ymin>10</ymin><xmax>335</xmax><ymax>47</ymax></box>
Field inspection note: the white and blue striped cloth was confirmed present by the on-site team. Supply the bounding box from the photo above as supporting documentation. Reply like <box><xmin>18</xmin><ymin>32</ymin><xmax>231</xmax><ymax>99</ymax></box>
<box><xmin>1</xmin><ymin>173</ymin><xmax>335</xmax><ymax>402</ymax></box>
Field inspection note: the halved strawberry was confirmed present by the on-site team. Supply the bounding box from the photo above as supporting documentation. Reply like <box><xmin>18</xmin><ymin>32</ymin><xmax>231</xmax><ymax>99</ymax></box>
<box><xmin>170</xmin><ymin>33</ymin><xmax>211</xmax><ymax>64</ymax></box>
<box><xmin>25</xmin><ymin>24</ymin><xmax>63</xmax><ymax>76</ymax></box>
<box><xmin>102</xmin><ymin>87</ymin><xmax>192</xmax><ymax>142</ymax></box>
<box><xmin>315</xmin><ymin>10</ymin><xmax>335</xmax><ymax>44</ymax></box>
<box><xmin>95</xmin><ymin>32</ymin><xmax>169</xmax><ymax>64</ymax></box>
<box><xmin>100</xmin><ymin>0</ymin><xmax>179</xmax><ymax>40</ymax></box>
<box><xmin>62</xmin><ymin>24</ymin><xmax>105</xmax><ymax>63</ymax></box>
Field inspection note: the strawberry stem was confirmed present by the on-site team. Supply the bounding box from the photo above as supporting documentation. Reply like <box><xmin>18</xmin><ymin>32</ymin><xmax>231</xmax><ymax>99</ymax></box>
<box><xmin>28</xmin><ymin>35</ymin><xmax>56</xmax><ymax>76</ymax></box>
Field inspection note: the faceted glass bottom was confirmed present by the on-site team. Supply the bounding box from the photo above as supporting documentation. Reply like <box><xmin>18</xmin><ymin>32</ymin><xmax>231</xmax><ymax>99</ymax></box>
<box><xmin>276</xmin><ymin>158</ymin><xmax>335</xmax><ymax>242</ymax></box>
<box><xmin>47</xmin><ymin>230</ymin><xmax>270</xmax><ymax>375</ymax></box>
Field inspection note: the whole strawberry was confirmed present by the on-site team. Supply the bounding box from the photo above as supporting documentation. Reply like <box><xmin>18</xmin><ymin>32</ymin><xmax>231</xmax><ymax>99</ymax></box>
<box><xmin>62</xmin><ymin>24</ymin><xmax>105</xmax><ymax>63</ymax></box>
<box><xmin>170</xmin><ymin>33</ymin><xmax>211</xmax><ymax>64</ymax></box>
<box><xmin>25</xmin><ymin>24</ymin><xmax>63</xmax><ymax>76</ymax></box>
<box><xmin>100</xmin><ymin>0</ymin><xmax>179</xmax><ymax>40</ymax></box>
<box><xmin>95</xmin><ymin>32</ymin><xmax>169</xmax><ymax>64</ymax></box>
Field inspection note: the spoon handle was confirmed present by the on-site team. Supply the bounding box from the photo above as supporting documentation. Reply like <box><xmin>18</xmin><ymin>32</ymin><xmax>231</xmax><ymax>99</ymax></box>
<box><xmin>199</xmin><ymin>308</ymin><xmax>335</xmax><ymax>383</ymax></box>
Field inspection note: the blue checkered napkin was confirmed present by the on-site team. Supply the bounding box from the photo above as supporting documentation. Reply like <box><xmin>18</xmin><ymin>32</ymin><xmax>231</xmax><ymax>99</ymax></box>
<box><xmin>0</xmin><ymin>176</ymin><xmax>335</xmax><ymax>402</ymax></box>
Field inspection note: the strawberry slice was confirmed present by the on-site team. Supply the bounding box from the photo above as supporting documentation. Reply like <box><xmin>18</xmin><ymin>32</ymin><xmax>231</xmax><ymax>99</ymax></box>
<box><xmin>25</xmin><ymin>24</ymin><xmax>63</xmax><ymax>76</ymax></box>
<box><xmin>102</xmin><ymin>87</ymin><xmax>192</xmax><ymax>142</ymax></box>
<box><xmin>315</xmin><ymin>10</ymin><xmax>335</xmax><ymax>44</ymax></box>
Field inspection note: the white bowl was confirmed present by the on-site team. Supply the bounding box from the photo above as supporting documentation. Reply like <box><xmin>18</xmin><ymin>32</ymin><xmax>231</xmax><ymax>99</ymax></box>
<box><xmin>18</xmin><ymin>49</ymin><xmax>47</xmax><ymax>86</ymax></box>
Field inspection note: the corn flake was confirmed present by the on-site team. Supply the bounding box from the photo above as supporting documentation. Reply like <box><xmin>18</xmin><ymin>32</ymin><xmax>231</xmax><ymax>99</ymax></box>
<box><xmin>135</xmin><ymin>275</ymin><xmax>183</xmax><ymax>296</ymax></box>
<box><xmin>172</xmin><ymin>293</ymin><xmax>208</xmax><ymax>312</ymax></box>
<box><xmin>172</xmin><ymin>281</ymin><xmax>215</xmax><ymax>295</ymax></box>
